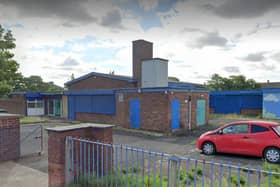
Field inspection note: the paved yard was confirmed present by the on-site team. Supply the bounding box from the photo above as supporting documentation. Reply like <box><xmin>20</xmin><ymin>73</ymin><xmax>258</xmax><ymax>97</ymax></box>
<box><xmin>0</xmin><ymin>161</ymin><xmax>48</xmax><ymax>187</ymax></box>
<box><xmin>113</xmin><ymin>130</ymin><xmax>264</xmax><ymax>168</ymax></box>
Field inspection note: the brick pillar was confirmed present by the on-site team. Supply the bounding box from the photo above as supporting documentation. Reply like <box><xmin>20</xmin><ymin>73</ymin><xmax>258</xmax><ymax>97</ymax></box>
<box><xmin>47</xmin><ymin>123</ymin><xmax>114</xmax><ymax>187</ymax></box>
<box><xmin>0</xmin><ymin>114</ymin><xmax>20</xmax><ymax>161</ymax></box>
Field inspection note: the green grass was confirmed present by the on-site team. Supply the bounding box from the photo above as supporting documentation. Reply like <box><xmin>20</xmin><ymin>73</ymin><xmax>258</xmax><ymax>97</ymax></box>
<box><xmin>68</xmin><ymin>162</ymin><xmax>280</xmax><ymax>187</ymax></box>
<box><xmin>210</xmin><ymin>113</ymin><xmax>262</xmax><ymax>120</ymax></box>
<box><xmin>20</xmin><ymin>116</ymin><xmax>49</xmax><ymax>124</ymax></box>
<box><xmin>113</xmin><ymin>126</ymin><xmax>165</xmax><ymax>137</ymax></box>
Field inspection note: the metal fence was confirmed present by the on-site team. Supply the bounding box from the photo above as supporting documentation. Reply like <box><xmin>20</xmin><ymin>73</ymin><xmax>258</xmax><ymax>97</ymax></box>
<box><xmin>66</xmin><ymin>137</ymin><xmax>280</xmax><ymax>187</ymax></box>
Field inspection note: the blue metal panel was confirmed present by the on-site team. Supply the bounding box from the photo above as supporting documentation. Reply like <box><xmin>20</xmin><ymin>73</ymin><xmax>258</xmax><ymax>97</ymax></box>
<box><xmin>210</xmin><ymin>91</ymin><xmax>262</xmax><ymax>114</ymax></box>
<box><xmin>241</xmin><ymin>95</ymin><xmax>262</xmax><ymax>109</ymax></box>
<box><xmin>65</xmin><ymin>90</ymin><xmax>114</xmax><ymax>96</ymax></box>
<box><xmin>68</xmin><ymin>96</ymin><xmax>75</xmax><ymax>120</ymax></box>
<box><xmin>197</xmin><ymin>99</ymin><xmax>206</xmax><ymax>126</ymax></box>
<box><xmin>130</xmin><ymin>99</ymin><xmax>141</xmax><ymax>129</ymax></box>
<box><xmin>171</xmin><ymin>99</ymin><xmax>180</xmax><ymax>130</ymax></box>
<box><xmin>75</xmin><ymin>96</ymin><xmax>92</xmax><ymax>112</ymax></box>
<box><xmin>92</xmin><ymin>95</ymin><xmax>115</xmax><ymax>114</ymax></box>
<box><xmin>26</xmin><ymin>92</ymin><xmax>42</xmax><ymax>100</ymax></box>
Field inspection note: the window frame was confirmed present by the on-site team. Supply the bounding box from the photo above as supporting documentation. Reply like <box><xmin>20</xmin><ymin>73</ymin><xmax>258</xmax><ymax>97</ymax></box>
<box><xmin>222</xmin><ymin>123</ymin><xmax>249</xmax><ymax>134</ymax></box>
<box><xmin>250</xmin><ymin>124</ymin><xmax>269</xmax><ymax>134</ymax></box>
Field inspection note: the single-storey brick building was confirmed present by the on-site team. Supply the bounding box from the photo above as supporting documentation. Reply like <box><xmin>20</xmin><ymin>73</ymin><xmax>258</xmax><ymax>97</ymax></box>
<box><xmin>0</xmin><ymin>91</ymin><xmax>64</xmax><ymax>117</ymax></box>
<box><xmin>64</xmin><ymin>40</ymin><xmax>209</xmax><ymax>133</ymax></box>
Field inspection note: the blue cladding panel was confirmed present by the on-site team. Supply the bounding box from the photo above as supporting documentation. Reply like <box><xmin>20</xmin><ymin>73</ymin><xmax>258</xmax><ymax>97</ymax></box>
<box><xmin>171</xmin><ymin>99</ymin><xmax>180</xmax><ymax>130</ymax></box>
<box><xmin>92</xmin><ymin>95</ymin><xmax>115</xmax><ymax>114</ymax></box>
<box><xmin>130</xmin><ymin>99</ymin><xmax>141</xmax><ymax>129</ymax></box>
<box><xmin>75</xmin><ymin>96</ymin><xmax>92</xmax><ymax>112</ymax></box>
<box><xmin>26</xmin><ymin>92</ymin><xmax>42</xmax><ymax>100</ymax></box>
<box><xmin>67</xmin><ymin>94</ymin><xmax>115</xmax><ymax>120</ymax></box>
<box><xmin>210</xmin><ymin>91</ymin><xmax>262</xmax><ymax>114</ymax></box>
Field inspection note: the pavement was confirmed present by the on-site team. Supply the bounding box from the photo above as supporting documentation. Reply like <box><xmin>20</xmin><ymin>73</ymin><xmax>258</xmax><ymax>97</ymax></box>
<box><xmin>0</xmin><ymin>161</ymin><xmax>48</xmax><ymax>187</ymax></box>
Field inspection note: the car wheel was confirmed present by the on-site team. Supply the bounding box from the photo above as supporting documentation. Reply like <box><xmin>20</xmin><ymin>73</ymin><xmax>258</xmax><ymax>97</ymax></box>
<box><xmin>264</xmin><ymin>147</ymin><xmax>280</xmax><ymax>163</ymax></box>
<box><xmin>202</xmin><ymin>142</ymin><xmax>216</xmax><ymax>155</ymax></box>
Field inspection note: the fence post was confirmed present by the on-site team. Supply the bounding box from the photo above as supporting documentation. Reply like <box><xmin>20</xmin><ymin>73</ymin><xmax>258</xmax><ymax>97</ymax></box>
<box><xmin>65</xmin><ymin>137</ymin><xmax>72</xmax><ymax>186</ymax></box>
<box><xmin>168</xmin><ymin>157</ymin><xmax>178</xmax><ymax>187</ymax></box>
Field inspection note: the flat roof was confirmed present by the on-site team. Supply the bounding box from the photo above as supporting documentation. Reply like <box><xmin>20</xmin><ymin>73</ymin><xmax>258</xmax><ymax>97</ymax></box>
<box><xmin>46</xmin><ymin>123</ymin><xmax>115</xmax><ymax>132</ymax></box>
<box><xmin>210</xmin><ymin>90</ymin><xmax>262</xmax><ymax>95</ymax></box>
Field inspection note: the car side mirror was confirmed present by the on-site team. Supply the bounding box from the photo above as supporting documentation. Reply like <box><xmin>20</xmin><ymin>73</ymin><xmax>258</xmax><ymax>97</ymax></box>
<box><xmin>218</xmin><ymin>130</ymin><xmax>223</xmax><ymax>135</ymax></box>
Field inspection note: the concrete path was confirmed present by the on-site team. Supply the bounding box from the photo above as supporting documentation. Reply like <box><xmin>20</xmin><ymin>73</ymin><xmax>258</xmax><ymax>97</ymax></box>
<box><xmin>0</xmin><ymin>161</ymin><xmax>48</xmax><ymax>187</ymax></box>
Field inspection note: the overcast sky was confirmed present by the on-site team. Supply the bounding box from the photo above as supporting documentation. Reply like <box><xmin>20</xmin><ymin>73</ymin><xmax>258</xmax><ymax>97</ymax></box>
<box><xmin>1</xmin><ymin>0</ymin><xmax>280</xmax><ymax>86</ymax></box>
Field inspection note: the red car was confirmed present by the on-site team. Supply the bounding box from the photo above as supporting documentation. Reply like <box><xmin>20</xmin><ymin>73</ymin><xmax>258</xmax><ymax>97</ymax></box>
<box><xmin>197</xmin><ymin>120</ymin><xmax>280</xmax><ymax>163</ymax></box>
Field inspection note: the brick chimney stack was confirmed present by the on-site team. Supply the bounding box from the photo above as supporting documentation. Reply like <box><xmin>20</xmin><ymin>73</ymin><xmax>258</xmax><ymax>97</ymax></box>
<box><xmin>132</xmin><ymin>40</ymin><xmax>153</xmax><ymax>87</ymax></box>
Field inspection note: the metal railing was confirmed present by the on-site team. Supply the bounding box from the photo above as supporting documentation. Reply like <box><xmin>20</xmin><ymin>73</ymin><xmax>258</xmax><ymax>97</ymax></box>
<box><xmin>66</xmin><ymin>137</ymin><xmax>280</xmax><ymax>187</ymax></box>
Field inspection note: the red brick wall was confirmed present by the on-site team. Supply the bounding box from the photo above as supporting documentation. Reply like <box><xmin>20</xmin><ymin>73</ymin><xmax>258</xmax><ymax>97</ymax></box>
<box><xmin>73</xmin><ymin>91</ymin><xmax>209</xmax><ymax>133</ymax></box>
<box><xmin>115</xmin><ymin>91</ymin><xmax>209</xmax><ymax>133</ymax></box>
<box><xmin>132</xmin><ymin>40</ymin><xmax>153</xmax><ymax>87</ymax></box>
<box><xmin>241</xmin><ymin>108</ymin><xmax>262</xmax><ymax>116</ymax></box>
<box><xmin>169</xmin><ymin>92</ymin><xmax>209</xmax><ymax>130</ymax></box>
<box><xmin>0</xmin><ymin>95</ymin><xmax>26</xmax><ymax>115</ymax></box>
<box><xmin>115</xmin><ymin>92</ymin><xmax>169</xmax><ymax>132</ymax></box>
<box><xmin>48</xmin><ymin>126</ymin><xmax>113</xmax><ymax>187</ymax></box>
<box><xmin>67</xmin><ymin>76</ymin><xmax>136</xmax><ymax>90</ymax></box>
<box><xmin>76</xmin><ymin>112</ymin><xmax>115</xmax><ymax>124</ymax></box>
<box><xmin>0</xmin><ymin>116</ymin><xmax>20</xmax><ymax>161</ymax></box>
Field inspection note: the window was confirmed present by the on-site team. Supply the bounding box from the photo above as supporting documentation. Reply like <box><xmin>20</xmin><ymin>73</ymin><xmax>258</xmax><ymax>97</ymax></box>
<box><xmin>27</xmin><ymin>100</ymin><xmax>44</xmax><ymax>109</ymax></box>
<box><xmin>222</xmin><ymin>124</ymin><xmax>248</xmax><ymax>134</ymax></box>
<box><xmin>251</xmin><ymin>124</ymin><xmax>269</xmax><ymax>133</ymax></box>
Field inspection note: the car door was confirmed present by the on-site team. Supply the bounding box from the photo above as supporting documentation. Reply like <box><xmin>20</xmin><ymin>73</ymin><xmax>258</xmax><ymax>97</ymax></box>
<box><xmin>243</xmin><ymin>124</ymin><xmax>270</xmax><ymax>156</ymax></box>
<box><xmin>215</xmin><ymin>123</ymin><xmax>249</xmax><ymax>154</ymax></box>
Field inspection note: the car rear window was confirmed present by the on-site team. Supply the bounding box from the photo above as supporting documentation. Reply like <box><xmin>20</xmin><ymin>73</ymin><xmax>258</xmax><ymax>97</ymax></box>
<box><xmin>251</xmin><ymin>124</ymin><xmax>269</xmax><ymax>133</ymax></box>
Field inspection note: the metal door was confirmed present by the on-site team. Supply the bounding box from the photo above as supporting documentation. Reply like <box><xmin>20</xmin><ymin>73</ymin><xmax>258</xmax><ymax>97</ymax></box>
<box><xmin>54</xmin><ymin>99</ymin><xmax>61</xmax><ymax>117</ymax></box>
<box><xmin>171</xmin><ymin>99</ymin><xmax>180</xmax><ymax>130</ymax></box>
<box><xmin>130</xmin><ymin>99</ymin><xmax>141</xmax><ymax>129</ymax></box>
<box><xmin>196</xmin><ymin>99</ymin><xmax>206</xmax><ymax>126</ymax></box>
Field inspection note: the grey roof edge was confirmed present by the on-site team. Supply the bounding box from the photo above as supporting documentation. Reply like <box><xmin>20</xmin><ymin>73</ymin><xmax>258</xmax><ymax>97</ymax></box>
<box><xmin>65</xmin><ymin>71</ymin><xmax>137</xmax><ymax>86</ymax></box>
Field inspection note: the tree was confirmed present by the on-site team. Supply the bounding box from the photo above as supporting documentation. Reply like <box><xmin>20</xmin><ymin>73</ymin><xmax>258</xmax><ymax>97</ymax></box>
<box><xmin>0</xmin><ymin>25</ymin><xmax>23</xmax><ymax>97</ymax></box>
<box><xmin>20</xmin><ymin>76</ymin><xmax>63</xmax><ymax>92</ymax></box>
<box><xmin>206</xmin><ymin>74</ymin><xmax>260</xmax><ymax>91</ymax></box>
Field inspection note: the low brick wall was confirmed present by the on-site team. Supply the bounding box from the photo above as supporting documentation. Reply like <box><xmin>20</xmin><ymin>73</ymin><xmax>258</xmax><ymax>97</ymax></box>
<box><xmin>47</xmin><ymin>123</ymin><xmax>114</xmax><ymax>187</ymax></box>
<box><xmin>76</xmin><ymin>112</ymin><xmax>115</xmax><ymax>124</ymax></box>
<box><xmin>241</xmin><ymin>108</ymin><xmax>262</xmax><ymax>116</ymax></box>
<box><xmin>0</xmin><ymin>98</ymin><xmax>26</xmax><ymax>115</ymax></box>
<box><xmin>0</xmin><ymin>114</ymin><xmax>20</xmax><ymax>161</ymax></box>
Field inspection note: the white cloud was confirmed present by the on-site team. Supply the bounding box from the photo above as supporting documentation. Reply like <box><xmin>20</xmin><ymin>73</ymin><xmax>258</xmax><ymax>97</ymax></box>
<box><xmin>1</xmin><ymin>0</ymin><xmax>280</xmax><ymax>87</ymax></box>
<box><xmin>264</xmin><ymin>94</ymin><xmax>280</xmax><ymax>102</ymax></box>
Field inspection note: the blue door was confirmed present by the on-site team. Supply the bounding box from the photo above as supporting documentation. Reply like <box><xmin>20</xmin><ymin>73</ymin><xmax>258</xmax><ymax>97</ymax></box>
<box><xmin>130</xmin><ymin>99</ymin><xmax>141</xmax><ymax>129</ymax></box>
<box><xmin>197</xmin><ymin>99</ymin><xmax>206</xmax><ymax>126</ymax></box>
<box><xmin>171</xmin><ymin>99</ymin><xmax>180</xmax><ymax>130</ymax></box>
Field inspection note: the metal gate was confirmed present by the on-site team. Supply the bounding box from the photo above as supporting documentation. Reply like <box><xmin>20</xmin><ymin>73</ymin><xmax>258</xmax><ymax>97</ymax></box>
<box><xmin>20</xmin><ymin>124</ymin><xmax>43</xmax><ymax>156</ymax></box>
